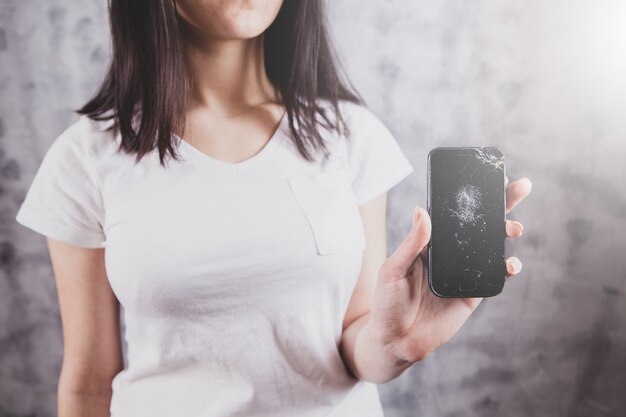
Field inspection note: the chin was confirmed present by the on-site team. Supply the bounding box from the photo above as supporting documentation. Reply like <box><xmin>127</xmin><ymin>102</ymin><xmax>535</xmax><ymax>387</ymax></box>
<box><xmin>217</xmin><ymin>10</ymin><xmax>272</xmax><ymax>39</ymax></box>
<box><xmin>176</xmin><ymin>0</ymin><xmax>283</xmax><ymax>40</ymax></box>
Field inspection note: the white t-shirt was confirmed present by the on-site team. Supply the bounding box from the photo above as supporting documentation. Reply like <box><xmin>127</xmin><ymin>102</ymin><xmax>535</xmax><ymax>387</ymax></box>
<box><xmin>15</xmin><ymin>99</ymin><xmax>414</xmax><ymax>417</ymax></box>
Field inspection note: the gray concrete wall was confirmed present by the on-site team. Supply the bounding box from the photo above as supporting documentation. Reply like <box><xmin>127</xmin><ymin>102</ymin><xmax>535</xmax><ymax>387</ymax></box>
<box><xmin>2</xmin><ymin>0</ymin><xmax>625</xmax><ymax>416</ymax></box>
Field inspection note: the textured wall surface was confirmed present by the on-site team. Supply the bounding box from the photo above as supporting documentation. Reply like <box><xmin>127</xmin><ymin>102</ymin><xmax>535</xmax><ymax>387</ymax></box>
<box><xmin>2</xmin><ymin>1</ymin><xmax>625</xmax><ymax>416</ymax></box>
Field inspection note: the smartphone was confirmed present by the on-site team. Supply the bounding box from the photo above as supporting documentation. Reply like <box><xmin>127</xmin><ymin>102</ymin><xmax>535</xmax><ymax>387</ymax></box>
<box><xmin>427</xmin><ymin>147</ymin><xmax>507</xmax><ymax>298</ymax></box>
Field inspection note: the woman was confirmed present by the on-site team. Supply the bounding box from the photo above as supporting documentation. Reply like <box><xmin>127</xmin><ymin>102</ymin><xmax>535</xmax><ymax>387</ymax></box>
<box><xmin>14</xmin><ymin>0</ymin><xmax>532</xmax><ymax>416</ymax></box>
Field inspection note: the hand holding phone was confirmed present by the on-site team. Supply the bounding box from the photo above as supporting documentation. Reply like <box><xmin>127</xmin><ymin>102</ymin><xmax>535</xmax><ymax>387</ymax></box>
<box><xmin>366</xmin><ymin>147</ymin><xmax>531</xmax><ymax>373</ymax></box>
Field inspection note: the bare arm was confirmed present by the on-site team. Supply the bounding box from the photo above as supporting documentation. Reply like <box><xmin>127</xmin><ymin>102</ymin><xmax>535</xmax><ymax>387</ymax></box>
<box><xmin>338</xmin><ymin>193</ymin><xmax>412</xmax><ymax>383</ymax></box>
<box><xmin>46</xmin><ymin>237</ymin><xmax>124</xmax><ymax>417</ymax></box>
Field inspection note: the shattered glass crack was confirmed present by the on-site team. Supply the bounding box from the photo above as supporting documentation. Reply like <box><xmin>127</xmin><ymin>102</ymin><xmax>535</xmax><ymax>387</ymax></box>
<box><xmin>451</xmin><ymin>184</ymin><xmax>484</xmax><ymax>226</ymax></box>
<box><xmin>475</xmin><ymin>147</ymin><xmax>505</xmax><ymax>170</ymax></box>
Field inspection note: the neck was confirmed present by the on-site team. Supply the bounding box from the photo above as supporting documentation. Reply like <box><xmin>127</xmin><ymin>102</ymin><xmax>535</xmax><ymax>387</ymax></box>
<box><xmin>181</xmin><ymin>28</ymin><xmax>278</xmax><ymax>117</ymax></box>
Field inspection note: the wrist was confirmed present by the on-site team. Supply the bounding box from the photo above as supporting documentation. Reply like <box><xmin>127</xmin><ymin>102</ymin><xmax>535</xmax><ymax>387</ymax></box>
<box><xmin>365</xmin><ymin>319</ymin><xmax>431</xmax><ymax>367</ymax></box>
<box><xmin>362</xmin><ymin>320</ymin><xmax>416</xmax><ymax>375</ymax></box>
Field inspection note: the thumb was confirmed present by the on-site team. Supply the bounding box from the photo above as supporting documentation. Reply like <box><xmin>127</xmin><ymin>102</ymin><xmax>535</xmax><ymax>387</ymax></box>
<box><xmin>381</xmin><ymin>206</ymin><xmax>432</xmax><ymax>282</ymax></box>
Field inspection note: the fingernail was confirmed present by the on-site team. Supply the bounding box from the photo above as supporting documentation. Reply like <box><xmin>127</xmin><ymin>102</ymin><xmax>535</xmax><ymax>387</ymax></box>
<box><xmin>511</xmin><ymin>258</ymin><xmax>522</xmax><ymax>273</ymax></box>
<box><xmin>413</xmin><ymin>208</ymin><xmax>421</xmax><ymax>228</ymax></box>
<box><xmin>526</xmin><ymin>177</ymin><xmax>533</xmax><ymax>190</ymax></box>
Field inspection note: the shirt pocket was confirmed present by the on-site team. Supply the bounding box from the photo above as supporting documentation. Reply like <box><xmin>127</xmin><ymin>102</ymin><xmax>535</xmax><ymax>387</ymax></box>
<box><xmin>287</xmin><ymin>167</ymin><xmax>366</xmax><ymax>255</ymax></box>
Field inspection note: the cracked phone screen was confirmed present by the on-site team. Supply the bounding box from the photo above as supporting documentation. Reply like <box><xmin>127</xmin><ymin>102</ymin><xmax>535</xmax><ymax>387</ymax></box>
<box><xmin>428</xmin><ymin>147</ymin><xmax>507</xmax><ymax>297</ymax></box>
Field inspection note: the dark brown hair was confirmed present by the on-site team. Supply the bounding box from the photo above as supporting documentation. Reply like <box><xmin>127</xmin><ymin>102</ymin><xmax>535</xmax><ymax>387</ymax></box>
<box><xmin>76</xmin><ymin>0</ymin><xmax>365</xmax><ymax>167</ymax></box>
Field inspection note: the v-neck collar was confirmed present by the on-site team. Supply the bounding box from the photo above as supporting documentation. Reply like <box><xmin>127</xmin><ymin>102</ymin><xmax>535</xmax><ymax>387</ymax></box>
<box><xmin>174</xmin><ymin>111</ymin><xmax>287</xmax><ymax>173</ymax></box>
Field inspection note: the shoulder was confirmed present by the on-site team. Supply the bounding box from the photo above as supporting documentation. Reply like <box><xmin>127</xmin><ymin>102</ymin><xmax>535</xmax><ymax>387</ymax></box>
<box><xmin>311</xmin><ymin>98</ymin><xmax>394</xmax><ymax>161</ymax></box>
<box><xmin>317</xmin><ymin>98</ymin><xmax>385</xmax><ymax>138</ymax></box>
<box><xmin>338</xmin><ymin>99</ymin><xmax>381</xmax><ymax>126</ymax></box>
<box><xmin>315</xmin><ymin>99</ymin><xmax>414</xmax><ymax>205</ymax></box>
<box><xmin>314</xmin><ymin>99</ymin><xmax>399</xmax><ymax>159</ymax></box>
<box><xmin>49</xmin><ymin>114</ymin><xmax>119</xmax><ymax>163</ymax></box>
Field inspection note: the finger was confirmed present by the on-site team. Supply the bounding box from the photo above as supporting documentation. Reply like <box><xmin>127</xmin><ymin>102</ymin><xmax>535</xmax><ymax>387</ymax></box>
<box><xmin>418</xmin><ymin>240</ymin><xmax>429</xmax><ymax>264</ymax></box>
<box><xmin>506</xmin><ymin>177</ymin><xmax>532</xmax><ymax>213</ymax></box>
<box><xmin>505</xmin><ymin>256</ymin><xmax>523</xmax><ymax>278</ymax></box>
<box><xmin>381</xmin><ymin>206</ymin><xmax>432</xmax><ymax>282</ymax></box>
<box><xmin>505</xmin><ymin>220</ymin><xmax>524</xmax><ymax>238</ymax></box>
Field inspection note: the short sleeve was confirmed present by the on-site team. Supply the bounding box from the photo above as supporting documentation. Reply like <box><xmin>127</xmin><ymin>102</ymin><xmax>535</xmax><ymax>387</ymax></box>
<box><xmin>15</xmin><ymin>126</ymin><xmax>106</xmax><ymax>249</ymax></box>
<box><xmin>344</xmin><ymin>104</ymin><xmax>415</xmax><ymax>206</ymax></box>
